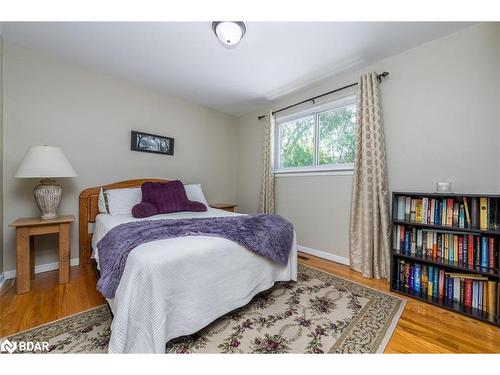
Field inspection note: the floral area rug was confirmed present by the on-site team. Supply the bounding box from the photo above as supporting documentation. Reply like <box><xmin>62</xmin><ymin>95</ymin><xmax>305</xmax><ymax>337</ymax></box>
<box><xmin>3</xmin><ymin>264</ymin><xmax>405</xmax><ymax>353</ymax></box>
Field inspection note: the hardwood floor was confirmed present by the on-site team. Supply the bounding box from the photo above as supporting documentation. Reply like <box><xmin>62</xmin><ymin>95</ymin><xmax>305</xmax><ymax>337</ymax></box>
<box><xmin>300</xmin><ymin>253</ymin><xmax>500</xmax><ymax>353</ymax></box>
<box><xmin>1</xmin><ymin>253</ymin><xmax>499</xmax><ymax>352</ymax></box>
<box><xmin>0</xmin><ymin>263</ymin><xmax>105</xmax><ymax>338</ymax></box>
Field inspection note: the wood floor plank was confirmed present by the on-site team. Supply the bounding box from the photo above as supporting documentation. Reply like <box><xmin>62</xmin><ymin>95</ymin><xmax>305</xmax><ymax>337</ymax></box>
<box><xmin>1</xmin><ymin>253</ymin><xmax>498</xmax><ymax>353</ymax></box>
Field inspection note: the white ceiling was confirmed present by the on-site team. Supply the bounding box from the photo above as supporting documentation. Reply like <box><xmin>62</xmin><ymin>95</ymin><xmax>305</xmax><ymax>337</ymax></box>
<box><xmin>2</xmin><ymin>22</ymin><xmax>472</xmax><ymax>116</ymax></box>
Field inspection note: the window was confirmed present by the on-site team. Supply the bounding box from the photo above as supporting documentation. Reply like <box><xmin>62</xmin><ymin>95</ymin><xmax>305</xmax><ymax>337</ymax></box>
<box><xmin>275</xmin><ymin>95</ymin><xmax>356</xmax><ymax>174</ymax></box>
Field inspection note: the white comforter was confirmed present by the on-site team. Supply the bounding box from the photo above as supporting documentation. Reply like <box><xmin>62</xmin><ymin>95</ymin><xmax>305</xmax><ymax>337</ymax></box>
<box><xmin>91</xmin><ymin>208</ymin><xmax>297</xmax><ymax>353</ymax></box>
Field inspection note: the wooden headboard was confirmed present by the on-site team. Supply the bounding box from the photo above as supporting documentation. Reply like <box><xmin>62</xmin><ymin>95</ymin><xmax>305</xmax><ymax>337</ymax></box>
<box><xmin>79</xmin><ymin>178</ymin><xmax>168</xmax><ymax>264</ymax></box>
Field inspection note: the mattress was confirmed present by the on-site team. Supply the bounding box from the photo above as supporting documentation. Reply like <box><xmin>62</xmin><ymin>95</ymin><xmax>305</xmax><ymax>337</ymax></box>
<box><xmin>91</xmin><ymin>208</ymin><xmax>297</xmax><ymax>353</ymax></box>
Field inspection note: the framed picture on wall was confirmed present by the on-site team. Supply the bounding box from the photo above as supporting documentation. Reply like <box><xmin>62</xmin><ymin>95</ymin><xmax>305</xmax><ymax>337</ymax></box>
<box><xmin>130</xmin><ymin>130</ymin><xmax>174</xmax><ymax>156</ymax></box>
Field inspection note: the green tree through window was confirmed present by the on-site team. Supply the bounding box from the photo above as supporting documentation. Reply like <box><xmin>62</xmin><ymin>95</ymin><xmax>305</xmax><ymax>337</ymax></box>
<box><xmin>278</xmin><ymin>115</ymin><xmax>314</xmax><ymax>168</ymax></box>
<box><xmin>318</xmin><ymin>104</ymin><xmax>356</xmax><ymax>165</ymax></box>
<box><xmin>276</xmin><ymin>98</ymin><xmax>356</xmax><ymax>170</ymax></box>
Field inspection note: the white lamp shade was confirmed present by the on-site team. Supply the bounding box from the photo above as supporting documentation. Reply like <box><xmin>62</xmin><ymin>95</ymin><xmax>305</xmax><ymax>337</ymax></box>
<box><xmin>15</xmin><ymin>146</ymin><xmax>78</xmax><ymax>178</ymax></box>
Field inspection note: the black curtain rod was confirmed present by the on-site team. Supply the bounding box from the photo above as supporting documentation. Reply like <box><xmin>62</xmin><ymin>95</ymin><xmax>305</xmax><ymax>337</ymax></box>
<box><xmin>257</xmin><ymin>72</ymin><xmax>389</xmax><ymax>120</ymax></box>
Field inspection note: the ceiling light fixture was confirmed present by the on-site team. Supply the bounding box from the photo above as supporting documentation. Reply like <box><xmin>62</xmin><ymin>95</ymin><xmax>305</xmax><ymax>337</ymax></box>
<box><xmin>212</xmin><ymin>21</ymin><xmax>246</xmax><ymax>48</ymax></box>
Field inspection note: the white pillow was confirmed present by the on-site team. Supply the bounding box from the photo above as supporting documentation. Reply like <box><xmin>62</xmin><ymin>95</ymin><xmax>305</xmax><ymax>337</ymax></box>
<box><xmin>98</xmin><ymin>188</ymin><xmax>108</xmax><ymax>214</ymax></box>
<box><xmin>184</xmin><ymin>184</ymin><xmax>209</xmax><ymax>207</ymax></box>
<box><xmin>105</xmin><ymin>187</ymin><xmax>142</xmax><ymax>215</ymax></box>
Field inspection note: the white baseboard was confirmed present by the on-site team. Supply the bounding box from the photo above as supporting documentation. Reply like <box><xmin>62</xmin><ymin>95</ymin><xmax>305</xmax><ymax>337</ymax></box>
<box><xmin>3</xmin><ymin>258</ymin><xmax>80</xmax><ymax>280</ymax></box>
<box><xmin>0</xmin><ymin>272</ymin><xmax>5</xmax><ymax>290</ymax></box>
<box><xmin>298</xmin><ymin>245</ymin><xmax>350</xmax><ymax>266</ymax></box>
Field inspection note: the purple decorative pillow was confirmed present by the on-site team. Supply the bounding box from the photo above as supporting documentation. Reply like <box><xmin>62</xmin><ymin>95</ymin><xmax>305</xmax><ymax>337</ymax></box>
<box><xmin>131</xmin><ymin>202</ymin><xmax>159</xmax><ymax>218</ymax></box>
<box><xmin>132</xmin><ymin>180</ymin><xmax>207</xmax><ymax>218</ymax></box>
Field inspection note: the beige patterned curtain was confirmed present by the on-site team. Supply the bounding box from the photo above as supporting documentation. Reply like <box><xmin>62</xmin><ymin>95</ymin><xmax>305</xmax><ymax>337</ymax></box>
<box><xmin>349</xmin><ymin>72</ymin><xmax>391</xmax><ymax>279</ymax></box>
<box><xmin>258</xmin><ymin>110</ymin><xmax>275</xmax><ymax>214</ymax></box>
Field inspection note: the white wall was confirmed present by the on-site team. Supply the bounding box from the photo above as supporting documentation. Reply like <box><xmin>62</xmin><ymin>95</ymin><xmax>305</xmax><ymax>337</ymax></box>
<box><xmin>236</xmin><ymin>23</ymin><xmax>500</xmax><ymax>261</ymax></box>
<box><xmin>2</xmin><ymin>41</ymin><xmax>237</xmax><ymax>274</ymax></box>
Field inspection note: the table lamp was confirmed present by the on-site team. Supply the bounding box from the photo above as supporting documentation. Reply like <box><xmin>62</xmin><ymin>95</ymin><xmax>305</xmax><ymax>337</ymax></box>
<box><xmin>15</xmin><ymin>145</ymin><xmax>78</xmax><ymax>220</ymax></box>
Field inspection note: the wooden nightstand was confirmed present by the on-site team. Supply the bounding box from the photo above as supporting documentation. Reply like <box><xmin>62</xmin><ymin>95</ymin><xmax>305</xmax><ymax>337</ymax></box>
<box><xmin>209</xmin><ymin>203</ymin><xmax>237</xmax><ymax>212</ymax></box>
<box><xmin>9</xmin><ymin>215</ymin><xmax>75</xmax><ymax>294</ymax></box>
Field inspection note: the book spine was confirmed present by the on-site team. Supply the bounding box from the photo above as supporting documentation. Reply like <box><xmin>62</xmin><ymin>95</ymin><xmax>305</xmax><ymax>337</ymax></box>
<box><xmin>458</xmin><ymin>236</ymin><xmax>463</xmax><ymax>265</ymax></box>
<box><xmin>411</xmin><ymin>228</ymin><xmax>417</xmax><ymax>256</ymax></box>
<box><xmin>488</xmin><ymin>237</ymin><xmax>495</xmax><ymax>269</ymax></box>
<box><xmin>487</xmin><ymin>281</ymin><xmax>497</xmax><ymax>315</ymax></box>
<box><xmin>446</xmin><ymin>198</ymin><xmax>454</xmax><ymax>226</ymax></box>
<box><xmin>460</xmin><ymin>279</ymin><xmax>465</xmax><ymax>304</ymax></box>
<box><xmin>432</xmin><ymin>232</ymin><xmax>437</xmax><ymax>259</ymax></box>
<box><xmin>433</xmin><ymin>267</ymin><xmax>439</xmax><ymax>298</ymax></box>
<box><xmin>467</xmin><ymin>235</ymin><xmax>474</xmax><ymax>269</ymax></box>
<box><xmin>422</xmin><ymin>231</ymin><xmax>428</xmax><ymax>256</ymax></box>
<box><xmin>479</xmin><ymin>197</ymin><xmax>488</xmax><ymax>230</ymax></box>
<box><xmin>416</xmin><ymin>229</ymin><xmax>423</xmax><ymax>257</ymax></box>
<box><xmin>453</xmin><ymin>278</ymin><xmax>461</xmax><ymax>302</ymax></box>
<box><xmin>399</xmin><ymin>260</ymin><xmax>405</xmax><ymax>288</ymax></box>
<box><xmin>472</xmin><ymin>281</ymin><xmax>479</xmax><ymax>309</ymax></box>
<box><xmin>444</xmin><ymin>234</ymin><xmax>449</xmax><ymax>261</ymax></box>
<box><xmin>478</xmin><ymin>282</ymin><xmax>484</xmax><ymax>311</ymax></box>
<box><xmin>437</xmin><ymin>233</ymin><xmax>443</xmax><ymax>259</ymax></box>
<box><xmin>471</xmin><ymin>198</ymin><xmax>479</xmax><ymax>229</ymax></box>
<box><xmin>463</xmin><ymin>197</ymin><xmax>471</xmax><ymax>228</ymax></box>
<box><xmin>427</xmin><ymin>266</ymin><xmax>434</xmax><ymax>297</ymax></box>
<box><xmin>459</xmin><ymin>204</ymin><xmax>465</xmax><ymax>228</ymax></box>
<box><xmin>465</xmin><ymin>279</ymin><xmax>472</xmax><ymax>307</ymax></box>
<box><xmin>438</xmin><ymin>269</ymin><xmax>445</xmax><ymax>299</ymax></box>
<box><xmin>404</xmin><ymin>263</ymin><xmax>410</xmax><ymax>289</ymax></box>
<box><xmin>409</xmin><ymin>264</ymin><xmax>415</xmax><ymax>291</ymax></box>
<box><xmin>482</xmin><ymin>281</ymin><xmax>488</xmax><ymax>312</ymax></box>
<box><xmin>430</xmin><ymin>199</ymin><xmax>435</xmax><ymax>225</ymax></box>
<box><xmin>446</xmin><ymin>276</ymin><xmax>453</xmax><ymax>301</ymax></box>
<box><xmin>398</xmin><ymin>196</ymin><xmax>405</xmax><ymax>220</ymax></box>
<box><xmin>448</xmin><ymin>234</ymin><xmax>453</xmax><ymax>262</ymax></box>
<box><xmin>422</xmin><ymin>198</ymin><xmax>428</xmax><ymax>224</ymax></box>
<box><xmin>441</xmin><ymin>199</ymin><xmax>447</xmax><ymax>226</ymax></box>
<box><xmin>475</xmin><ymin>237</ymin><xmax>481</xmax><ymax>267</ymax></box>
<box><xmin>405</xmin><ymin>197</ymin><xmax>411</xmax><ymax>221</ymax></box>
<box><xmin>414</xmin><ymin>264</ymin><xmax>421</xmax><ymax>294</ymax></box>
<box><xmin>492</xmin><ymin>198</ymin><xmax>500</xmax><ymax>230</ymax></box>
<box><xmin>481</xmin><ymin>237</ymin><xmax>488</xmax><ymax>268</ymax></box>
<box><xmin>422</xmin><ymin>265</ymin><xmax>428</xmax><ymax>295</ymax></box>
<box><xmin>452</xmin><ymin>202</ymin><xmax>459</xmax><ymax>227</ymax></box>
<box><xmin>453</xmin><ymin>235</ymin><xmax>458</xmax><ymax>263</ymax></box>
<box><xmin>488</xmin><ymin>198</ymin><xmax>493</xmax><ymax>229</ymax></box>
<box><xmin>410</xmin><ymin>199</ymin><xmax>416</xmax><ymax>222</ymax></box>
<box><xmin>400</xmin><ymin>225</ymin><xmax>405</xmax><ymax>251</ymax></box>
<box><xmin>415</xmin><ymin>199</ymin><xmax>422</xmax><ymax>223</ymax></box>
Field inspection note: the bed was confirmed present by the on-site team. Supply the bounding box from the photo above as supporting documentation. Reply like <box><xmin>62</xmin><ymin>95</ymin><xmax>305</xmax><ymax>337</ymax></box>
<box><xmin>79</xmin><ymin>179</ymin><xmax>297</xmax><ymax>353</ymax></box>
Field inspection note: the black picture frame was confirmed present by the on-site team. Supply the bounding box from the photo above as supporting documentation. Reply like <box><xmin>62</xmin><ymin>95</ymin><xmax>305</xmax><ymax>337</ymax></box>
<box><xmin>130</xmin><ymin>130</ymin><xmax>174</xmax><ymax>156</ymax></box>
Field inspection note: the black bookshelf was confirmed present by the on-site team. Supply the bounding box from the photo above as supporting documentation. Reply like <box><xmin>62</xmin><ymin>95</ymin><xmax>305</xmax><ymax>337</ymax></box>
<box><xmin>390</xmin><ymin>192</ymin><xmax>500</xmax><ymax>327</ymax></box>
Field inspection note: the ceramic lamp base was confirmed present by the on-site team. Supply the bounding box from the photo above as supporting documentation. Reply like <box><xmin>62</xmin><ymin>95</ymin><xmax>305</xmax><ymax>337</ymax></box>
<box><xmin>34</xmin><ymin>179</ymin><xmax>62</xmax><ymax>220</ymax></box>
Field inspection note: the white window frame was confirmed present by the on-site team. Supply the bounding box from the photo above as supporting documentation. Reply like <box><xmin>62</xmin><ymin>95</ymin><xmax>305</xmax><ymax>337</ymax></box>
<box><xmin>274</xmin><ymin>95</ymin><xmax>357</xmax><ymax>176</ymax></box>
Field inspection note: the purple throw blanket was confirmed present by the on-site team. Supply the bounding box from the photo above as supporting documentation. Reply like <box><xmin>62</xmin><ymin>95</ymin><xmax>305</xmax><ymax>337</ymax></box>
<box><xmin>96</xmin><ymin>214</ymin><xmax>294</xmax><ymax>298</ymax></box>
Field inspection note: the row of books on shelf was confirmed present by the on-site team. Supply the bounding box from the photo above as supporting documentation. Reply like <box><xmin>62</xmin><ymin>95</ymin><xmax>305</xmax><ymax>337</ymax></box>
<box><xmin>393</xmin><ymin>225</ymin><xmax>498</xmax><ymax>270</ymax></box>
<box><xmin>393</xmin><ymin>195</ymin><xmax>500</xmax><ymax>230</ymax></box>
<box><xmin>395</xmin><ymin>260</ymin><xmax>498</xmax><ymax>316</ymax></box>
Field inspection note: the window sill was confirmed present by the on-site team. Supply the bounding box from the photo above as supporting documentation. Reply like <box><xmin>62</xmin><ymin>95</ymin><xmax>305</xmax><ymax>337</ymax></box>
<box><xmin>274</xmin><ymin>168</ymin><xmax>354</xmax><ymax>177</ymax></box>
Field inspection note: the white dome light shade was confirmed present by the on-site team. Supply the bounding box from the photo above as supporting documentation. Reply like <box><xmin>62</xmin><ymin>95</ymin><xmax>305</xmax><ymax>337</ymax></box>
<box><xmin>212</xmin><ymin>22</ymin><xmax>246</xmax><ymax>47</ymax></box>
